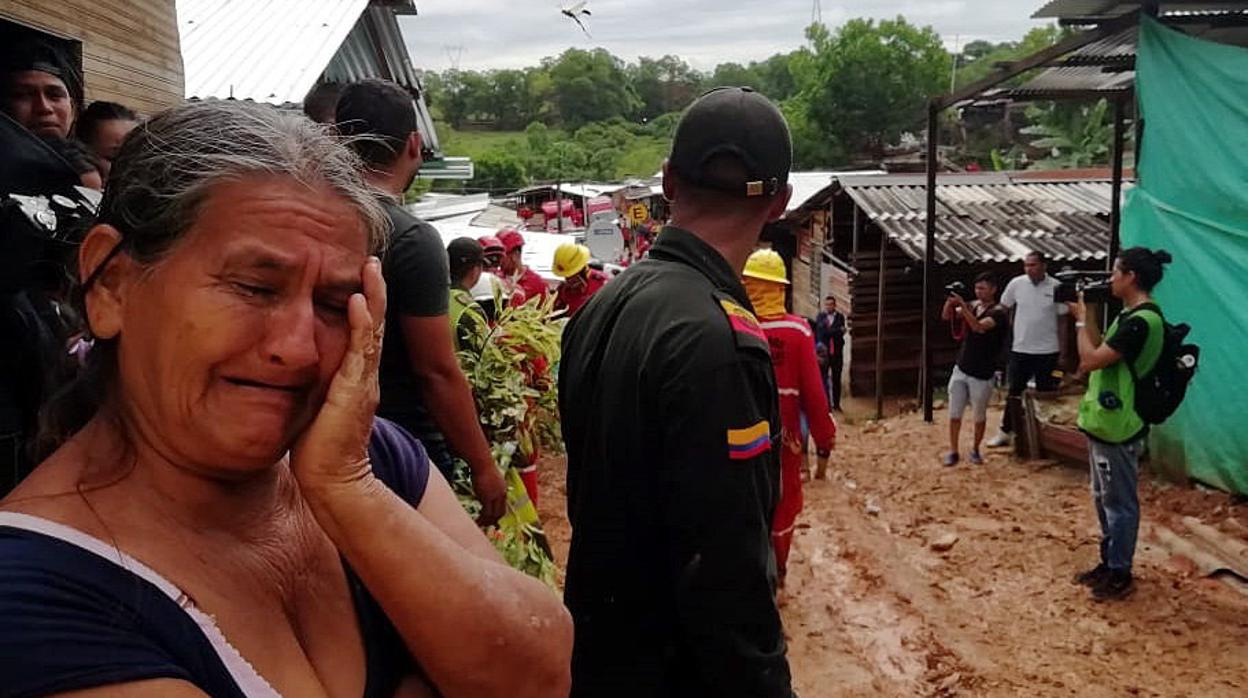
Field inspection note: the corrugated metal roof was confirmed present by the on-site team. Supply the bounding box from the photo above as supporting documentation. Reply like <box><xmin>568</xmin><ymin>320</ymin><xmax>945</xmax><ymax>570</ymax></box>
<box><xmin>1033</xmin><ymin>1</ymin><xmax>1248</xmax><ymax>19</ymax></box>
<box><xmin>1062</xmin><ymin>26</ymin><xmax>1140</xmax><ymax>65</ymax></box>
<box><xmin>179</xmin><ymin>0</ymin><xmax>369</xmax><ymax>103</ymax></box>
<box><xmin>837</xmin><ymin>177</ymin><xmax>1127</xmax><ymax>264</ymax></box>
<box><xmin>1009</xmin><ymin>15</ymin><xmax>1248</xmax><ymax>98</ymax></box>
<box><xmin>1010</xmin><ymin>65</ymin><xmax>1135</xmax><ymax>97</ymax></box>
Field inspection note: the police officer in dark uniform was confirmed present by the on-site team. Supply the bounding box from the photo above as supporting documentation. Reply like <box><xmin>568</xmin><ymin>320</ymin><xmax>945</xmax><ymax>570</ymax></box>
<box><xmin>559</xmin><ymin>87</ymin><xmax>796</xmax><ymax>697</ymax></box>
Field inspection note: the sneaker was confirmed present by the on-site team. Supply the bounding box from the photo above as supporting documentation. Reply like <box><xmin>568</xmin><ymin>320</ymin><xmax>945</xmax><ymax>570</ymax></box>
<box><xmin>969</xmin><ymin>450</ymin><xmax>984</xmax><ymax>465</ymax></box>
<box><xmin>941</xmin><ymin>452</ymin><xmax>959</xmax><ymax>467</ymax></box>
<box><xmin>1091</xmin><ymin>570</ymin><xmax>1134</xmax><ymax>601</ymax></box>
<box><xmin>986</xmin><ymin>432</ymin><xmax>1013</xmax><ymax>448</ymax></box>
<box><xmin>1073</xmin><ymin>563</ymin><xmax>1110</xmax><ymax>587</ymax></box>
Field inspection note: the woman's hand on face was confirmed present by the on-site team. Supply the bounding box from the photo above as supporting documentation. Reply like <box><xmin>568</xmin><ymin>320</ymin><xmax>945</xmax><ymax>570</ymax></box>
<box><xmin>291</xmin><ymin>256</ymin><xmax>386</xmax><ymax>495</ymax></box>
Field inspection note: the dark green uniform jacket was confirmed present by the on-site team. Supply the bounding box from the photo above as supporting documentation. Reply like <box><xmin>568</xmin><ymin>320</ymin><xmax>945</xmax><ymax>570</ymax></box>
<box><xmin>558</xmin><ymin>226</ymin><xmax>793</xmax><ymax>698</ymax></box>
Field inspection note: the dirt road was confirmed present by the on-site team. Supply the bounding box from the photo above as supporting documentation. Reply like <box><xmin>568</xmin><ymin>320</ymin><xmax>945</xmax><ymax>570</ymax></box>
<box><xmin>538</xmin><ymin>406</ymin><xmax>1248</xmax><ymax>696</ymax></box>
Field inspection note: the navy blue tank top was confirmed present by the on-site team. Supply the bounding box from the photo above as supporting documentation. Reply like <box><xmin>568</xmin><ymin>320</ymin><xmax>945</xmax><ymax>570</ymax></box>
<box><xmin>0</xmin><ymin>418</ymin><xmax>431</xmax><ymax>697</ymax></box>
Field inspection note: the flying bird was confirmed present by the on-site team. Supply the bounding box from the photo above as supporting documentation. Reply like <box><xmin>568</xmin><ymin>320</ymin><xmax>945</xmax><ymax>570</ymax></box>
<box><xmin>561</xmin><ymin>1</ymin><xmax>592</xmax><ymax>38</ymax></box>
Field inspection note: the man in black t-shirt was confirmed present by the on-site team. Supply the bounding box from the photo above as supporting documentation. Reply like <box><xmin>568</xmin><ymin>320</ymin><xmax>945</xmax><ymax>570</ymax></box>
<box><xmin>940</xmin><ymin>273</ymin><xmax>1008</xmax><ymax>466</ymax></box>
<box><xmin>337</xmin><ymin>80</ymin><xmax>506</xmax><ymax>524</ymax></box>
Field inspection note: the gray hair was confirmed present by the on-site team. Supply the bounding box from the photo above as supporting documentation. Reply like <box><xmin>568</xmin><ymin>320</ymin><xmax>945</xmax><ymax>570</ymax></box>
<box><xmin>35</xmin><ymin>100</ymin><xmax>389</xmax><ymax>461</ymax></box>
<box><xmin>97</xmin><ymin>99</ymin><xmax>389</xmax><ymax>263</ymax></box>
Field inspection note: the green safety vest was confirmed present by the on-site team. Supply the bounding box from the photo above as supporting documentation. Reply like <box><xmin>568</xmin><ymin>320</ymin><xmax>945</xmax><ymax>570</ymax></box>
<box><xmin>1077</xmin><ymin>306</ymin><xmax>1164</xmax><ymax>444</ymax></box>
<box><xmin>449</xmin><ymin>287</ymin><xmax>488</xmax><ymax>352</ymax></box>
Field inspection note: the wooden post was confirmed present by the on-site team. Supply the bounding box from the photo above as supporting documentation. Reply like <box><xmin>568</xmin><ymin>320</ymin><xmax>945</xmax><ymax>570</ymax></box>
<box><xmin>922</xmin><ymin>102</ymin><xmax>938</xmax><ymax>424</ymax></box>
<box><xmin>851</xmin><ymin>204</ymin><xmax>862</xmax><ymax>264</ymax></box>
<box><xmin>875</xmin><ymin>231</ymin><xmax>888</xmax><ymax>421</ymax></box>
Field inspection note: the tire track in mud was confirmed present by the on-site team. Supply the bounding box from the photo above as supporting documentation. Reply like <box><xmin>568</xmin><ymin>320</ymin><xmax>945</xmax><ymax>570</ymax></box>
<box><xmin>784</xmin><ymin>480</ymin><xmax>977</xmax><ymax>697</ymax></box>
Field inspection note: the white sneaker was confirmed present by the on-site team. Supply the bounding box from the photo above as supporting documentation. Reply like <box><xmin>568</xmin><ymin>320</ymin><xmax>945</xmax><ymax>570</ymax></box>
<box><xmin>986</xmin><ymin>432</ymin><xmax>1012</xmax><ymax>448</ymax></box>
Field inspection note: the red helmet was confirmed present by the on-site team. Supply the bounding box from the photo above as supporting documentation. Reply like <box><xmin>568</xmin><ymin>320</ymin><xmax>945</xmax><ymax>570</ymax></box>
<box><xmin>478</xmin><ymin>235</ymin><xmax>504</xmax><ymax>254</ymax></box>
<box><xmin>497</xmin><ymin>228</ymin><xmax>525</xmax><ymax>253</ymax></box>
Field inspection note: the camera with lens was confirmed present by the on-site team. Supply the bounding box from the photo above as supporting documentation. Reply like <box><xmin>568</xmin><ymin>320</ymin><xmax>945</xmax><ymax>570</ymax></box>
<box><xmin>944</xmin><ymin>281</ymin><xmax>968</xmax><ymax>299</ymax></box>
<box><xmin>1054</xmin><ymin>267</ymin><xmax>1113</xmax><ymax>304</ymax></box>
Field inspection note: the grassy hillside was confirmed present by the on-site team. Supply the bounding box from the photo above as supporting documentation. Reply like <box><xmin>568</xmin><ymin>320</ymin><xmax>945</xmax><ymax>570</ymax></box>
<box><xmin>436</xmin><ymin>125</ymin><xmax>668</xmax><ymax>182</ymax></box>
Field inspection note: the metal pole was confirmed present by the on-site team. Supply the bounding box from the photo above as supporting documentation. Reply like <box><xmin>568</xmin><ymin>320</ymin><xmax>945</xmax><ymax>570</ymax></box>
<box><xmin>875</xmin><ymin>230</ymin><xmax>888</xmax><ymax>420</ymax></box>
<box><xmin>556</xmin><ymin>148</ymin><xmax>565</xmax><ymax>235</ymax></box>
<box><xmin>1108</xmin><ymin>97</ymin><xmax>1126</xmax><ymax>271</ymax></box>
<box><xmin>922</xmin><ymin>102</ymin><xmax>938</xmax><ymax>423</ymax></box>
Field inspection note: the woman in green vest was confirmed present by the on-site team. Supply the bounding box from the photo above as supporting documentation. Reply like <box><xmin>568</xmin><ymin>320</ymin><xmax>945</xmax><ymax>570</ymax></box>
<box><xmin>1069</xmin><ymin>247</ymin><xmax>1172</xmax><ymax>601</ymax></box>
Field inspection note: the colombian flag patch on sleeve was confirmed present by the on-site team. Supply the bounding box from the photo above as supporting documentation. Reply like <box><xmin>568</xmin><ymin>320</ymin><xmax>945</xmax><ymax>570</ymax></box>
<box><xmin>727</xmin><ymin>420</ymin><xmax>772</xmax><ymax>460</ymax></box>
<box><xmin>719</xmin><ymin>299</ymin><xmax>767</xmax><ymax>343</ymax></box>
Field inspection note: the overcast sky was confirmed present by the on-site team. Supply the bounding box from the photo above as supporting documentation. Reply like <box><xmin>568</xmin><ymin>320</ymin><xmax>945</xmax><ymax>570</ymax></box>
<box><xmin>400</xmin><ymin>1</ymin><xmax>1050</xmax><ymax>72</ymax></box>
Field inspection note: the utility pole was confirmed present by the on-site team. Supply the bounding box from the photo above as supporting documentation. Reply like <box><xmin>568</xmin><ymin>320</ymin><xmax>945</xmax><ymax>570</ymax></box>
<box><xmin>555</xmin><ymin>147</ymin><xmax>565</xmax><ymax>235</ymax></box>
<box><xmin>949</xmin><ymin>35</ymin><xmax>961</xmax><ymax>92</ymax></box>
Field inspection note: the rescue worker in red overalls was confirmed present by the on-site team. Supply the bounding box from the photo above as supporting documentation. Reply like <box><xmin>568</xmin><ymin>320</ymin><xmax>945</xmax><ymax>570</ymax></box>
<box><xmin>552</xmin><ymin>242</ymin><xmax>608</xmax><ymax>317</ymax></box>
<box><xmin>497</xmin><ymin>228</ymin><xmax>548</xmax><ymax>306</ymax></box>
<box><xmin>742</xmin><ymin>249</ymin><xmax>836</xmax><ymax>586</ymax></box>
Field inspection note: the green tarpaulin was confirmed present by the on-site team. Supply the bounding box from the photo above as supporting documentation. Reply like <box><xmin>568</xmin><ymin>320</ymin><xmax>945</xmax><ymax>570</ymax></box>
<box><xmin>1121</xmin><ymin>17</ymin><xmax>1248</xmax><ymax>495</ymax></box>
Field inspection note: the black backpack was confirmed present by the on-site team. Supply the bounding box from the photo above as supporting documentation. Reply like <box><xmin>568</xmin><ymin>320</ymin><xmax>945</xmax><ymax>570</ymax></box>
<box><xmin>1126</xmin><ymin>309</ymin><xmax>1200</xmax><ymax>425</ymax></box>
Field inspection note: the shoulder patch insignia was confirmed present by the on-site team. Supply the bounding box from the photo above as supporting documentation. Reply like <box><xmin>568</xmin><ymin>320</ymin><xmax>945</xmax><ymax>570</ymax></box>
<box><xmin>728</xmin><ymin>420</ymin><xmax>772</xmax><ymax>460</ymax></box>
<box><xmin>719</xmin><ymin>298</ymin><xmax>767</xmax><ymax>343</ymax></box>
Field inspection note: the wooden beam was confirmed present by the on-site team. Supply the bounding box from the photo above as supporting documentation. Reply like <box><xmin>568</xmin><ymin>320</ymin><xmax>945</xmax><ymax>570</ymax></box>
<box><xmin>933</xmin><ymin>10</ymin><xmax>1141</xmax><ymax>111</ymax></box>
<box><xmin>875</xmin><ymin>236</ymin><xmax>888</xmax><ymax>421</ymax></box>
<box><xmin>922</xmin><ymin>104</ymin><xmax>938</xmax><ymax>424</ymax></box>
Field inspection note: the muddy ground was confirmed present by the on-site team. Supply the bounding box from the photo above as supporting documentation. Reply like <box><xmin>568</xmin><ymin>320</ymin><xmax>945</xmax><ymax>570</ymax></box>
<box><xmin>537</xmin><ymin>403</ymin><xmax>1248</xmax><ymax>697</ymax></box>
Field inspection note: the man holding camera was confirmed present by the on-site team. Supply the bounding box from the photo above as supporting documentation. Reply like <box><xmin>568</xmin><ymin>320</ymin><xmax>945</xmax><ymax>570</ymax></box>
<box><xmin>988</xmin><ymin>251</ymin><xmax>1069</xmax><ymax>447</ymax></box>
<box><xmin>941</xmin><ymin>273</ymin><xmax>1008</xmax><ymax>466</ymax></box>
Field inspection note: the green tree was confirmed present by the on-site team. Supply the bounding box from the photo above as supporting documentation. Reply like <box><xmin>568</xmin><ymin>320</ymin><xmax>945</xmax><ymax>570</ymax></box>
<box><xmin>629</xmin><ymin>56</ymin><xmax>702</xmax><ymax>120</ymax></box>
<box><xmin>796</xmin><ymin>17</ymin><xmax>951</xmax><ymax>160</ymax></box>
<box><xmin>472</xmin><ymin>150</ymin><xmax>530</xmax><ymax>193</ymax></box>
<box><xmin>546</xmin><ymin>49</ymin><xmax>641</xmax><ymax>128</ymax></box>
<box><xmin>955</xmin><ymin>25</ymin><xmax>1068</xmax><ymax>89</ymax></box>
<box><xmin>488</xmin><ymin>69</ymin><xmax>532</xmax><ymax>129</ymax></box>
<box><xmin>710</xmin><ymin>62</ymin><xmax>757</xmax><ymax>88</ymax></box>
<box><xmin>754</xmin><ymin>52</ymin><xmax>801</xmax><ymax>101</ymax></box>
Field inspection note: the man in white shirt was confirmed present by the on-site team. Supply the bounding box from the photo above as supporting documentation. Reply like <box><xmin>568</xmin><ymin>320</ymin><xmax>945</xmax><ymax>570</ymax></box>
<box><xmin>987</xmin><ymin>251</ymin><xmax>1069</xmax><ymax>447</ymax></box>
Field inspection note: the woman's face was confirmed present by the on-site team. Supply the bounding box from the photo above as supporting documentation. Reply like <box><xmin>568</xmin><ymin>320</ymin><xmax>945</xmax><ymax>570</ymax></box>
<box><xmin>1110</xmin><ymin>259</ymin><xmax>1135</xmax><ymax>299</ymax></box>
<box><xmin>104</xmin><ymin>177</ymin><xmax>370</xmax><ymax>475</ymax></box>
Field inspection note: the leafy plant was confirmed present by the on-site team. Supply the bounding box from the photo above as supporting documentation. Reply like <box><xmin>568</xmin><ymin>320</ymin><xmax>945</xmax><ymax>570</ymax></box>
<box><xmin>452</xmin><ymin>290</ymin><xmax>565</xmax><ymax>586</ymax></box>
<box><xmin>1020</xmin><ymin>99</ymin><xmax>1131</xmax><ymax>170</ymax></box>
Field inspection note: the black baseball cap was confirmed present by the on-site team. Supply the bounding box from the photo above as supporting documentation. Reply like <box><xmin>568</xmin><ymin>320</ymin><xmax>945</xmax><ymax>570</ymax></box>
<box><xmin>447</xmin><ymin>237</ymin><xmax>485</xmax><ymax>267</ymax></box>
<box><xmin>668</xmin><ymin>86</ymin><xmax>792</xmax><ymax>198</ymax></box>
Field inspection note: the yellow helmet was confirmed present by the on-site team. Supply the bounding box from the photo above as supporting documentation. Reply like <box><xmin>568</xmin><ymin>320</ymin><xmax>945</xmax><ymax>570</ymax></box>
<box><xmin>553</xmin><ymin>242</ymin><xmax>591</xmax><ymax>278</ymax></box>
<box><xmin>742</xmin><ymin>249</ymin><xmax>789</xmax><ymax>285</ymax></box>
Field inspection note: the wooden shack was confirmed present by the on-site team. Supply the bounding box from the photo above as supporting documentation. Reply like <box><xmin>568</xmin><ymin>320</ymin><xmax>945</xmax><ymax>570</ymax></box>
<box><xmin>0</xmin><ymin>0</ymin><xmax>184</xmax><ymax>115</ymax></box>
<box><xmin>805</xmin><ymin>172</ymin><xmax>1118</xmax><ymax>398</ymax></box>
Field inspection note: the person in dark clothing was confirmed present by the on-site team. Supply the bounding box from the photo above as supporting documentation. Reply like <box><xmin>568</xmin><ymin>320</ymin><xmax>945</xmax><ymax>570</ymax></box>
<box><xmin>559</xmin><ymin>87</ymin><xmax>796</xmax><ymax>697</ymax></box>
<box><xmin>336</xmin><ymin>79</ymin><xmax>506</xmax><ymax>525</ymax></box>
<box><xmin>1</xmin><ymin>40</ymin><xmax>79</xmax><ymax>140</ymax></box>
<box><xmin>814</xmin><ymin>295</ymin><xmax>846</xmax><ymax>410</ymax></box>
<box><xmin>940</xmin><ymin>273</ymin><xmax>1008</xmax><ymax>466</ymax></box>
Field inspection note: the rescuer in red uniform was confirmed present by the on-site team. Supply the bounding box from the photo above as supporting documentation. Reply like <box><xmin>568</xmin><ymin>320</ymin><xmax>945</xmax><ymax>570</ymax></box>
<box><xmin>552</xmin><ymin>242</ymin><xmax>608</xmax><ymax>317</ymax></box>
<box><xmin>497</xmin><ymin>228</ymin><xmax>549</xmax><ymax>306</ymax></box>
<box><xmin>742</xmin><ymin>249</ymin><xmax>836</xmax><ymax>585</ymax></box>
